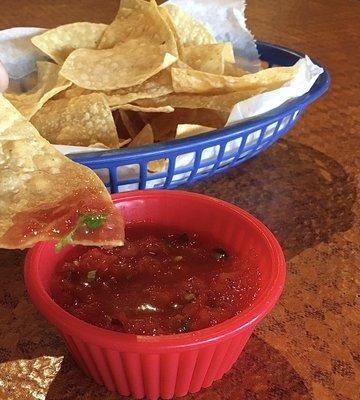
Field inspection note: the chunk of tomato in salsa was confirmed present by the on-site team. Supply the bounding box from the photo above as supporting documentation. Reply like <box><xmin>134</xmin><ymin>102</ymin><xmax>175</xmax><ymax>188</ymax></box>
<box><xmin>51</xmin><ymin>226</ymin><xmax>261</xmax><ymax>336</ymax></box>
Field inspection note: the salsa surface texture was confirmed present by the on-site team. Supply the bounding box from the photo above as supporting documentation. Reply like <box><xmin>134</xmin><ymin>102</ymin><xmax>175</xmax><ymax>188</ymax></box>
<box><xmin>51</xmin><ymin>226</ymin><xmax>261</xmax><ymax>335</ymax></box>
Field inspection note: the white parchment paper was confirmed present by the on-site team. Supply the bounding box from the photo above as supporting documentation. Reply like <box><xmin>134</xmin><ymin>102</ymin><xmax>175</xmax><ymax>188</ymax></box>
<box><xmin>0</xmin><ymin>27</ymin><xmax>46</xmax><ymax>79</ymax></box>
<box><xmin>0</xmin><ymin>0</ymin><xmax>324</xmax><ymax>190</ymax></box>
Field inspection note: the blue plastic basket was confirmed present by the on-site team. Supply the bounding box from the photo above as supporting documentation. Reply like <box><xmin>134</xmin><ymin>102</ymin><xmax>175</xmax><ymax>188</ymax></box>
<box><xmin>68</xmin><ymin>41</ymin><xmax>329</xmax><ymax>193</ymax></box>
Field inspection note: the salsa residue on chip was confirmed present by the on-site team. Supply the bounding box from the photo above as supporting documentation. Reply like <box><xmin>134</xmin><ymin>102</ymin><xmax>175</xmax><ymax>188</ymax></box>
<box><xmin>0</xmin><ymin>95</ymin><xmax>124</xmax><ymax>249</ymax></box>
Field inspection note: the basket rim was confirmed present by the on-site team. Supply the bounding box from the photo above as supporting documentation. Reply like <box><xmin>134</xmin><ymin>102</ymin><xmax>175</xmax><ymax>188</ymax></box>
<box><xmin>68</xmin><ymin>41</ymin><xmax>330</xmax><ymax>164</ymax></box>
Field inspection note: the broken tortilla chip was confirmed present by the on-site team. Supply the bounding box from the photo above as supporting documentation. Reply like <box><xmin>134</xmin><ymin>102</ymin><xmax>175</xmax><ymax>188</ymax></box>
<box><xmin>128</xmin><ymin>124</ymin><xmax>154</xmax><ymax>148</ymax></box>
<box><xmin>55</xmin><ymin>66</ymin><xmax>174</xmax><ymax>106</ymax></box>
<box><xmin>171</xmin><ymin>65</ymin><xmax>298</xmax><ymax>94</ymax></box>
<box><xmin>141</xmin><ymin>108</ymin><xmax>226</xmax><ymax>142</ymax></box>
<box><xmin>119</xmin><ymin>110</ymin><xmax>145</xmax><ymax>139</ymax></box>
<box><xmin>30</xmin><ymin>93</ymin><xmax>119</xmax><ymax>148</ymax></box>
<box><xmin>0</xmin><ymin>94</ymin><xmax>124</xmax><ymax>249</ymax></box>
<box><xmin>223</xmin><ymin>62</ymin><xmax>248</xmax><ymax>77</ymax></box>
<box><xmin>159</xmin><ymin>7</ymin><xmax>183</xmax><ymax>56</ymax></box>
<box><xmin>112</xmin><ymin>110</ymin><xmax>132</xmax><ymax>141</ymax></box>
<box><xmin>31</xmin><ymin>22</ymin><xmax>108</xmax><ymax>64</ymax></box>
<box><xmin>113</xmin><ymin>104</ymin><xmax>174</xmax><ymax>113</ymax></box>
<box><xmin>148</xmin><ymin>159</ymin><xmax>168</xmax><ymax>173</ymax></box>
<box><xmin>163</xmin><ymin>3</ymin><xmax>216</xmax><ymax>46</ymax></box>
<box><xmin>54</xmin><ymin>84</ymin><xmax>85</xmax><ymax>100</ymax></box>
<box><xmin>88</xmin><ymin>139</ymin><xmax>131</xmax><ymax>149</ymax></box>
<box><xmin>221</xmin><ymin>43</ymin><xmax>236</xmax><ymax>64</ymax></box>
<box><xmin>4</xmin><ymin>61</ymin><xmax>71</xmax><ymax>119</ymax></box>
<box><xmin>182</xmin><ymin>43</ymin><xmax>235</xmax><ymax>74</ymax></box>
<box><xmin>135</xmin><ymin>88</ymin><xmax>266</xmax><ymax>113</ymax></box>
<box><xmin>105</xmin><ymin>67</ymin><xmax>174</xmax><ymax>108</ymax></box>
<box><xmin>176</xmin><ymin>124</ymin><xmax>214</xmax><ymax>139</ymax></box>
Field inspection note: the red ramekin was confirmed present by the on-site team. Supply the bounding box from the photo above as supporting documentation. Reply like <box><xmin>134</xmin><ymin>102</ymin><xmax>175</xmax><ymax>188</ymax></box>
<box><xmin>25</xmin><ymin>190</ymin><xmax>286</xmax><ymax>399</ymax></box>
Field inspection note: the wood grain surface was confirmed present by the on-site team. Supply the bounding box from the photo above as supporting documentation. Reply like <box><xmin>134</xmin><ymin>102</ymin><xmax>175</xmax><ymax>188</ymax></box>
<box><xmin>0</xmin><ymin>1</ymin><xmax>359</xmax><ymax>399</ymax></box>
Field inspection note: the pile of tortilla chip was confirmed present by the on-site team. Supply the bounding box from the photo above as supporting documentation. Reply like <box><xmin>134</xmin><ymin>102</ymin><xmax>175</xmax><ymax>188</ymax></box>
<box><xmin>4</xmin><ymin>0</ymin><xmax>297</xmax><ymax>172</ymax></box>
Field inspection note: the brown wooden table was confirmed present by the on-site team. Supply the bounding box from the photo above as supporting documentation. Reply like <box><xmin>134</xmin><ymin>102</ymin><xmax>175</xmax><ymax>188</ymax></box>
<box><xmin>0</xmin><ymin>1</ymin><xmax>359</xmax><ymax>399</ymax></box>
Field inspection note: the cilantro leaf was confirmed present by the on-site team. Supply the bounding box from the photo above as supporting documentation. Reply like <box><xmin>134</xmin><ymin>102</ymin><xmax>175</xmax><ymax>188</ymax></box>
<box><xmin>81</xmin><ymin>213</ymin><xmax>107</xmax><ymax>230</ymax></box>
<box><xmin>54</xmin><ymin>212</ymin><xmax>107</xmax><ymax>252</ymax></box>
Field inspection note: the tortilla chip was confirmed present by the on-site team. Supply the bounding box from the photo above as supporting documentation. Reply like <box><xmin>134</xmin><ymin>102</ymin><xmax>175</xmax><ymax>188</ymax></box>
<box><xmin>171</xmin><ymin>65</ymin><xmax>297</xmax><ymax>94</ymax></box>
<box><xmin>89</xmin><ymin>139</ymin><xmax>131</xmax><ymax>149</ymax></box>
<box><xmin>141</xmin><ymin>108</ymin><xmax>226</xmax><ymax>142</ymax></box>
<box><xmin>221</xmin><ymin>43</ymin><xmax>236</xmax><ymax>64</ymax></box>
<box><xmin>163</xmin><ymin>3</ymin><xmax>216</xmax><ymax>46</ymax></box>
<box><xmin>182</xmin><ymin>43</ymin><xmax>235</xmax><ymax>74</ymax></box>
<box><xmin>60</xmin><ymin>44</ymin><xmax>177</xmax><ymax>90</ymax></box>
<box><xmin>30</xmin><ymin>93</ymin><xmax>119</xmax><ymax>148</ymax></box>
<box><xmin>106</xmin><ymin>67</ymin><xmax>174</xmax><ymax>108</ymax></box>
<box><xmin>119</xmin><ymin>0</ymin><xmax>149</xmax><ymax>10</ymax></box>
<box><xmin>148</xmin><ymin>159</ymin><xmax>168</xmax><ymax>173</ymax></box>
<box><xmin>114</xmin><ymin>104</ymin><xmax>174</xmax><ymax>113</ymax></box>
<box><xmin>88</xmin><ymin>143</ymin><xmax>110</xmax><ymax>149</ymax></box>
<box><xmin>103</xmin><ymin>93</ymin><xmax>141</xmax><ymax>108</ymax></box>
<box><xmin>159</xmin><ymin>7</ymin><xmax>183</xmax><ymax>56</ymax></box>
<box><xmin>4</xmin><ymin>62</ymin><xmax>71</xmax><ymax>119</ymax></box>
<box><xmin>54</xmin><ymin>84</ymin><xmax>86</xmax><ymax>100</ymax></box>
<box><xmin>98</xmin><ymin>0</ymin><xmax>178</xmax><ymax>58</ymax></box>
<box><xmin>119</xmin><ymin>138</ymin><xmax>132</xmax><ymax>147</ymax></box>
<box><xmin>223</xmin><ymin>62</ymin><xmax>248</xmax><ymax>77</ymax></box>
<box><xmin>31</xmin><ymin>22</ymin><xmax>107</xmax><ymax>64</ymax></box>
<box><xmin>112</xmin><ymin>110</ymin><xmax>132</xmax><ymax>141</ymax></box>
<box><xmin>176</xmin><ymin>124</ymin><xmax>214</xmax><ymax>139</ymax></box>
<box><xmin>128</xmin><ymin>124</ymin><xmax>154</xmax><ymax>147</ymax></box>
<box><xmin>135</xmin><ymin>89</ymin><xmax>266</xmax><ymax>113</ymax></box>
<box><xmin>115</xmin><ymin>6</ymin><xmax>134</xmax><ymax>17</ymax></box>
<box><xmin>119</xmin><ymin>110</ymin><xmax>145</xmax><ymax>138</ymax></box>
<box><xmin>56</xmin><ymin>87</ymin><xmax>148</xmax><ymax>106</ymax></box>
<box><xmin>0</xmin><ymin>94</ymin><xmax>124</xmax><ymax>249</ymax></box>
<box><xmin>182</xmin><ymin>45</ymin><xmax>224</xmax><ymax>75</ymax></box>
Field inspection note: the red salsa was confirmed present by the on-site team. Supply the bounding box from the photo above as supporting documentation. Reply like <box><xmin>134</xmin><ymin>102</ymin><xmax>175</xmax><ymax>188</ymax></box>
<box><xmin>51</xmin><ymin>226</ymin><xmax>260</xmax><ymax>335</ymax></box>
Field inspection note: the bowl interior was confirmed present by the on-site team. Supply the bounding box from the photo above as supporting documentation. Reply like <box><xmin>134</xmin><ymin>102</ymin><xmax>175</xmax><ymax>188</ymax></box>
<box><xmin>116</xmin><ymin>191</ymin><xmax>277</xmax><ymax>294</ymax></box>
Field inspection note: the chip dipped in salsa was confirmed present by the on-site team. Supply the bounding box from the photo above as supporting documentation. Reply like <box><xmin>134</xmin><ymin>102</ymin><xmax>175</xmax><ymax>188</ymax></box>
<box><xmin>51</xmin><ymin>225</ymin><xmax>261</xmax><ymax>335</ymax></box>
<box><xmin>0</xmin><ymin>95</ymin><xmax>125</xmax><ymax>250</ymax></box>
